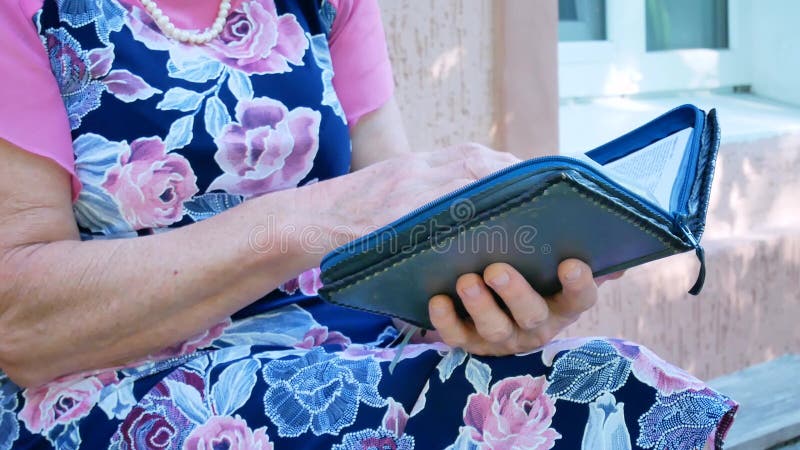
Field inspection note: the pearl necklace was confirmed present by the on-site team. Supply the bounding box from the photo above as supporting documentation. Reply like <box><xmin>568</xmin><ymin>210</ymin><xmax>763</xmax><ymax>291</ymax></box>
<box><xmin>140</xmin><ymin>0</ymin><xmax>231</xmax><ymax>45</ymax></box>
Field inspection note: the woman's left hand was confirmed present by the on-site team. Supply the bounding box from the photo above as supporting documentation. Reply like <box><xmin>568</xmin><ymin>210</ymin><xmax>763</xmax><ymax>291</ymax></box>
<box><xmin>422</xmin><ymin>259</ymin><xmax>621</xmax><ymax>355</ymax></box>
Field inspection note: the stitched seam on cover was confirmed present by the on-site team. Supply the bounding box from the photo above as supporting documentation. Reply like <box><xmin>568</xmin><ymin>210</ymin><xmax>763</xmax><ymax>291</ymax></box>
<box><xmin>324</xmin><ymin>177</ymin><xmax>685</xmax><ymax>297</ymax></box>
<box><xmin>321</xmin><ymin>177</ymin><xmax>561</xmax><ymax>294</ymax></box>
<box><xmin>323</xmin><ymin>166</ymin><xmax>680</xmax><ymax>281</ymax></box>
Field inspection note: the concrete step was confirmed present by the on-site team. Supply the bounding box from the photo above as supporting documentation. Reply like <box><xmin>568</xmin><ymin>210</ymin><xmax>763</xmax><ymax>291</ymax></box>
<box><xmin>560</xmin><ymin>225</ymin><xmax>800</xmax><ymax>380</ymax></box>
<box><xmin>709</xmin><ymin>355</ymin><xmax>800</xmax><ymax>450</ymax></box>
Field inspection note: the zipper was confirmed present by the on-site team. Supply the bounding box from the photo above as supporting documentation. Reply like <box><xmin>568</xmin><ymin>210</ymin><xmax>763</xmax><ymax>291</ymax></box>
<box><xmin>321</xmin><ymin>155</ymin><xmax>674</xmax><ymax>270</ymax></box>
<box><xmin>678</xmin><ymin>213</ymin><xmax>706</xmax><ymax>295</ymax></box>
<box><xmin>679</xmin><ymin>108</ymin><xmax>719</xmax><ymax>242</ymax></box>
<box><xmin>674</xmin><ymin>110</ymin><xmax>715</xmax><ymax>295</ymax></box>
<box><xmin>320</xmin><ymin>176</ymin><xmax>689</xmax><ymax>307</ymax></box>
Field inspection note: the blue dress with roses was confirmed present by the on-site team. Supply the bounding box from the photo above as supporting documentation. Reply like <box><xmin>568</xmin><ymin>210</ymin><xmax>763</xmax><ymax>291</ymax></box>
<box><xmin>0</xmin><ymin>0</ymin><xmax>738</xmax><ymax>449</ymax></box>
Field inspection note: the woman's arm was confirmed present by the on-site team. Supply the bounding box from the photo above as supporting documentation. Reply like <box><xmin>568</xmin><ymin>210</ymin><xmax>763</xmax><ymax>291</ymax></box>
<box><xmin>0</xmin><ymin>129</ymin><xmax>517</xmax><ymax>387</ymax></box>
<box><xmin>0</xmin><ymin>140</ymin><xmax>329</xmax><ymax>387</ymax></box>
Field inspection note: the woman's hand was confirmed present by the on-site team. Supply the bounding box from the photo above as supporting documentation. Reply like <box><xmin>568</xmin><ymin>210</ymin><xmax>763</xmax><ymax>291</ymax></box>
<box><xmin>423</xmin><ymin>260</ymin><xmax>621</xmax><ymax>356</ymax></box>
<box><xmin>315</xmin><ymin>143</ymin><xmax>521</xmax><ymax>244</ymax></box>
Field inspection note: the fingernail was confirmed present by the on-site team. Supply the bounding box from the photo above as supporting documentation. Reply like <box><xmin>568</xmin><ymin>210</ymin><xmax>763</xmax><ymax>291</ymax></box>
<box><xmin>431</xmin><ymin>304</ymin><xmax>446</xmax><ymax>317</ymax></box>
<box><xmin>488</xmin><ymin>271</ymin><xmax>510</xmax><ymax>287</ymax></box>
<box><xmin>461</xmin><ymin>284</ymin><xmax>481</xmax><ymax>298</ymax></box>
<box><xmin>564</xmin><ymin>262</ymin><xmax>583</xmax><ymax>282</ymax></box>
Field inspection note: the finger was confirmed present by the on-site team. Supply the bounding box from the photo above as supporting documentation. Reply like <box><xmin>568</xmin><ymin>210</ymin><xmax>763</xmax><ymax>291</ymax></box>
<box><xmin>595</xmin><ymin>270</ymin><xmax>626</xmax><ymax>286</ymax></box>
<box><xmin>549</xmin><ymin>259</ymin><xmax>598</xmax><ymax>321</ymax></box>
<box><xmin>456</xmin><ymin>273</ymin><xmax>517</xmax><ymax>344</ymax></box>
<box><xmin>483</xmin><ymin>263</ymin><xmax>550</xmax><ymax>331</ymax></box>
<box><xmin>428</xmin><ymin>294</ymin><xmax>478</xmax><ymax>349</ymax></box>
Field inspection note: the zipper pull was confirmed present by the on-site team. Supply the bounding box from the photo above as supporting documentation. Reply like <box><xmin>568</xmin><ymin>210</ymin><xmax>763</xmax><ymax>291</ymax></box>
<box><xmin>688</xmin><ymin>245</ymin><xmax>706</xmax><ymax>295</ymax></box>
<box><xmin>678</xmin><ymin>216</ymin><xmax>706</xmax><ymax>295</ymax></box>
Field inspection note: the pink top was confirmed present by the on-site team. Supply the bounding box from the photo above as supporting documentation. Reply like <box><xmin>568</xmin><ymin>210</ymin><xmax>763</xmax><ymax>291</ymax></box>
<box><xmin>0</xmin><ymin>0</ymin><xmax>394</xmax><ymax>200</ymax></box>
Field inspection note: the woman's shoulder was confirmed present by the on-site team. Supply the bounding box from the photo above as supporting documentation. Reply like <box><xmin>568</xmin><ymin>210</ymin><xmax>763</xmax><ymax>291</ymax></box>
<box><xmin>0</xmin><ymin>0</ymin><xmax>79</xmax><ymax>200</ymax></box>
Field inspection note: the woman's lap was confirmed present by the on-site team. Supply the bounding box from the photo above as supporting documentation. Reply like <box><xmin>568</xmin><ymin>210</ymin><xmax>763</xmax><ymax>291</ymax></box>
<box><xmin>4</xmin><ymin>303</ymin><xmax>737</xmax><ymax>449</ymax></box>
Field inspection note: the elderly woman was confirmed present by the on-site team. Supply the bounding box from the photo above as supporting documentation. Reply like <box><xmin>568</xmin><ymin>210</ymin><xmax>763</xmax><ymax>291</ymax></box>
<box><xmin>0</xmin><ymin>0</ymin><xmax>735</xmax><ymax>448</ymax></box>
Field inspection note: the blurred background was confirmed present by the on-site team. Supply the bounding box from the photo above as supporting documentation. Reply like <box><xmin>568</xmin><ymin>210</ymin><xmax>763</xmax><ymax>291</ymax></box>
<box><xmin>377</xmin><ymin>1</ymin><xmax>799</xmax><ymax>445</ymax></box>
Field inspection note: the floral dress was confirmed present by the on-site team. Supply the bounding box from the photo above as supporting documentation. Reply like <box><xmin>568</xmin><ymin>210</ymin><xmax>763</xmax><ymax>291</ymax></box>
<box><xmin>0</xmin><ymin>0</ymin><xmax>737</xmax><ymax>449</ymax></box>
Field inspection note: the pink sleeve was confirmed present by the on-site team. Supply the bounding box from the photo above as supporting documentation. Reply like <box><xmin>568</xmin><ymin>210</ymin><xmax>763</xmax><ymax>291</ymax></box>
<box><xmin>328</xmin><ymin>0</ymin><xmax>394</xmax><ymax>126</ymax></box>
<box><xmin>0</xmin><ymin>0</ymin><xmax>81</xmax><ymax>200</ymax></box>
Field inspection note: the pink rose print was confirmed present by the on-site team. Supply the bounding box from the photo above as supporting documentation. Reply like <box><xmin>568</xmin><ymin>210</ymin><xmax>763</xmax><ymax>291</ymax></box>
<box><xmin>208</xmin><ymin>98</ymin><xmax>320</xmax><ymax>198</ymax></box>
<box><xmin>204</xmin><ymin>0</ymin><xmax>308</xmax><ymax>74</ymax></box>
<box><xmin>19</xmin><ymin>371</ymin><xmax>118</xmax><ymax>434</ymax></box>
<box><xmin>185</xmin><ymin>416</ymin><xmax>274</xmax><ymax>450</ymax></box>
<box><xmin>111</xmin><ymin>368</ymin><xmax>203</xmax><ymax>448</ymax></box>
<box><xmin>294</xmin><ymin>325</ymin><xmax>351</xmax><ymax>350</ymax></box>
<box><xmin>123</xmin><ymin>0</ymin><xmax>307</xmax><ymax>75</ymax></box>
<box><xmin>116</xmin><ymin>406</ymin><xmax>182</xmax><ymax>449</ymax></box>
<box><xmin>462</xmin><ymin>375</ymin><xmax>561</xmax><ymax>450</ymax></box>
<box><xmin>103</xmin><ymin>137</ymin><xmax>199</xmax><ymax>229</ymax></box>
<box><xmin>149</xmin><ymin>319</ymin><xmax>232</xmax><ymax>360</ymax></box>
<box><xmin>279</xmin><ymin>267</ymin><xmax>324</xmax><ymax>296</ymax></box>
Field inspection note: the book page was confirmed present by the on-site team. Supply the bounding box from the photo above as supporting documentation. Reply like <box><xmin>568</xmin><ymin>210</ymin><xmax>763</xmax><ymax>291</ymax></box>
<box><xmin>576</xmin><ymin>128</ymin><xmax>692</xmax><ymax>211</ymax></box>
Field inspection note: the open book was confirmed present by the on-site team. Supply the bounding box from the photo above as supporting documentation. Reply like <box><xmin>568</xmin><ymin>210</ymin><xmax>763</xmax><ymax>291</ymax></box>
<box><xmin>576</xmin><ymin>127</ymin><xmax>692</xmax><ymax>212</ymax></box>
<box><xmin>319</xmin><ymin>105</ymin><xmax>720</xmax><ymax>329</ymax></box>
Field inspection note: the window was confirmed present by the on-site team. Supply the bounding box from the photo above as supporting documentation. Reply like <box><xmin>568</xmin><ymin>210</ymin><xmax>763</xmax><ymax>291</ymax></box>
<box><xmin>558</xmin><ymin>0</ymin><xmax>751</xmax><ymax>99</ymax></box>
<box><xmin>558</xmin><ymin>0</ymin><xmax>606</xmax><ymax>42</ymax></box>
<box><xmin>646</xmin><ymin>0</ymin><xmax>729</xmax><ymax>51</ymax></box>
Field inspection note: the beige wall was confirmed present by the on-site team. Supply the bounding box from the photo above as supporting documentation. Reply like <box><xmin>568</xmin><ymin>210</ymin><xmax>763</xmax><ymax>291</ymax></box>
<box><xmin>379</xmin><ymin>0</ymin><xmax>558</xmax><ymax>157</ymax></box>
<box><xmin>380</xmin><ymin>1</ymin><xmax>497</xmax><ymax>150</ymax></box>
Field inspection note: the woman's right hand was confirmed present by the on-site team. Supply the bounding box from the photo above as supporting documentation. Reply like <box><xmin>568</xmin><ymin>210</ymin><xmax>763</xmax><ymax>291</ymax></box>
<box><xmin>311</xmin><ymin>143</ymin><xmax>521</xmax><ymax>247</ymax></box>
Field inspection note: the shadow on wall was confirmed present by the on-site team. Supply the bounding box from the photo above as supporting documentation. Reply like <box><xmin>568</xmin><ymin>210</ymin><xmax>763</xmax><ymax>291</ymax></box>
<box><xmin>379</xmin><ymin>0</ymin><xmax>498</xmax><ymax>150</ymax></box>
